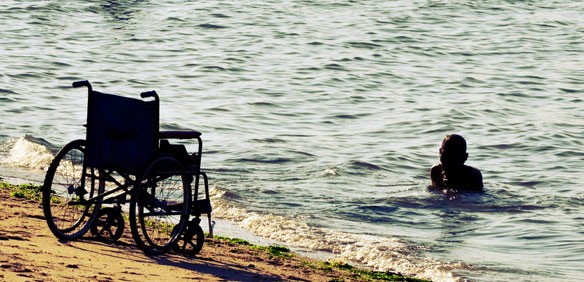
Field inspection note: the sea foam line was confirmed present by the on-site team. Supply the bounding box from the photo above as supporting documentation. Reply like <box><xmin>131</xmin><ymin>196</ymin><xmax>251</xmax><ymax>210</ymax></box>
<box><xmin>210</xmin><ymin>186</ymin><xmax>468</xmax><ymax>282</ymax></box>
<box><xmin>2</xmin><ymin>136</ymin><xmax>54</xmax><ymax>170</ymax></box>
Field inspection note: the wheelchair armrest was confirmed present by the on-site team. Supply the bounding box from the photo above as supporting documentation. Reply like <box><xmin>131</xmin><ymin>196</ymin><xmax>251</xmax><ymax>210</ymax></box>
<box><xmin>159</xmin><ymin>130</ymin><xmax>201</xmax><ymax>139</ymax></box>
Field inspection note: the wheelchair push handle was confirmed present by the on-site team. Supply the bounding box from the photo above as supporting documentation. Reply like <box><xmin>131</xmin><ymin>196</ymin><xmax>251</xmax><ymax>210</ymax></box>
<box><xmin>72</xmin><ymin>80</ymin><xmax>90</xmax><ymax>88</ymax></box>
<box><xmin>140</xmin><ymin>90</ymin><xmax>159</xmax><ymax>102</ymax></box>
<box><xmin>72</xmin><ymin>80</ymin><xmax>92</xmax><ymax>92</ymax></box>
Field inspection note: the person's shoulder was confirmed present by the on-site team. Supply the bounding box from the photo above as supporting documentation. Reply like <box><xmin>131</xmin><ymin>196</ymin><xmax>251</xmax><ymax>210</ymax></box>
<box><xmin>464</xmin><ymin>165</ymin><xmax>482</xmax><ymax>176</ymax></box>
<box><xmin>430</xmin><ymin>163</ymin><xmax>442</xmax><ymax>172</ymax></box>
<box><xmin>463</xmin><ymin>165</ymin><xmax>483</xmax><ymax>191</ymax></box>
<box><xmin>430</xmin><ymin>163</ymin><xmax>443</xmax><ymax>178</ymax></box>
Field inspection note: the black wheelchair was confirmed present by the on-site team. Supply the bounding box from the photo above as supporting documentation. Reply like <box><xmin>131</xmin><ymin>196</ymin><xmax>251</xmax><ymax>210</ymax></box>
<box><xmin>42</xmin><ymin>80</ymin><xmax>212</xmax><ymax>256</ymax></box>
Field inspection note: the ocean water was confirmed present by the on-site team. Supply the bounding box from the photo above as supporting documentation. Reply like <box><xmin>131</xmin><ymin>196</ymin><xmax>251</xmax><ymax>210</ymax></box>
<box><xmin>1</xmin><ymin>0</ymin><xmax>583</xmax><ymax>281</ymax></box>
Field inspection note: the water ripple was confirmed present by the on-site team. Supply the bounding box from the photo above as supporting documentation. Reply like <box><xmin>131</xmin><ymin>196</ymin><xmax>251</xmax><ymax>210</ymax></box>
<box><xmin>1</xmin><ymin>1</ymin><xmax>583</xmax><ymax>281</ymax></box>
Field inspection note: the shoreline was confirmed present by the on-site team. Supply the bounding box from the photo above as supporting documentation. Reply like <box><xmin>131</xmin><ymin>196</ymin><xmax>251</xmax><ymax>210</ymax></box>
<box><xmin>0</xmin><ymin>170</ymin><xmax>335</xmax><ymax>263</ymax></box>
<box><xmin>0</xmin><ymin>180</ymin><xmax>429</xmax><ymax>282</ymax></box>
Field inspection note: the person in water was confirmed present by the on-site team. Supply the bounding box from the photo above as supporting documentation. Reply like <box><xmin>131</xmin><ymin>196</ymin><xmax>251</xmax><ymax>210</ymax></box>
<box><xmin>430</xmin><ymin>134</ymin><xmax>483</xmax><ymax>192</ymax></box>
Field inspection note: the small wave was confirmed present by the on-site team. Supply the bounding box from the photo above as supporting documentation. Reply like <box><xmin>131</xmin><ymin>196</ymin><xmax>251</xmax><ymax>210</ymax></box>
<box><xmin>359</xmin><ymin>205</ymin><xmax>399</xmax><ymax>214</ymax></box>
<box><xmin>320</xmin><ymin>167</ymin><xmax>339</xmax><ymax>177</ymax></box>
<box><xmin>331</xmin><ymin>114</ymin><xmax>357</xmax><ymax>119</ymax></box>
<box><xmin>249</xmin><ymin>101</ymin><xmax>277</xmax><ymax>107</ymax></box>
<box><xmin>346</xmin><ymin>41</ymin><xmax>383</xmax><ymax>49</ymax></box>
<box><xmin>210</xmin><ymin>13</ymin><xmax>230</xmax><ymax>19</ymax></box>
<box><xmin>2</xmin><ymin>135</ymin><xmax>56</xmax><ymax>170</ymax></box>
<box><xmin>201</xmin><ymin>65</ymin><xmax>225</xmax><ymax>71</ymax></box>
<box><xmin>248</xmin><ymin>137</ymin><xmax>287</xmax><ymax>144</ymax></box>
<box><xmin>210</xmin><ymin>185</ymin><xmax>242</xmax><ymax>201</ymax></box>
<box><xmin>512</xmin><ymin>180</ymin><xmax>543</xmax><ymax>187</ymax></box>
<box><xmin>210</xmin><ymin>185</ymin><xmax>467</xmax><ymax>282</ymax></box>
<box><xmin>324</xmin><ymin>63</ymin><xmax>346</xmax><ymax>71</ymax></box>
<box><xmin>559</xmin><ymin>88</ymin><xmax>582</xmax><ymax>93</ymax></box>
<box><xmin>0</xmin><ymin>88</ymin><xmax>16</xmax><ymax>94</ymax></box>
<box><xmin>350</xmin><ymin>160</ymin><xmax>382</xmax><ymax>171</ymax></box>
<box><xmin>197</xmin><ymin>23</ymin><xmax>228</xmax><ymax>29</ymax></box>
<box><xmin>236</xmin><ymin>157</ymin><xmax>292</xmax><ymax>164</ymax></box>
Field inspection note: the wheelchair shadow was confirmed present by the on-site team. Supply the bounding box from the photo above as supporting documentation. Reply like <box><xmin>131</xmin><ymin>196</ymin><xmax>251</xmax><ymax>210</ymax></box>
<box><xmin>67</xmin><ymin>239</ymin><xmax>283</xmax><ymax>282</ymax></box>
<box><xmin>151</xmin><ymin>255</ymin><xmax>283</xmax><ymax>282</ymax></box>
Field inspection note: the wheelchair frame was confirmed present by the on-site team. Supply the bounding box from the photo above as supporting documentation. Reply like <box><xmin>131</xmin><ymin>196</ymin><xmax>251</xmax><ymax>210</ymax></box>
<box><xmin>41</xmin><ymin>80</ymin><xmax>212</xmax><ymax>256</ymax></box>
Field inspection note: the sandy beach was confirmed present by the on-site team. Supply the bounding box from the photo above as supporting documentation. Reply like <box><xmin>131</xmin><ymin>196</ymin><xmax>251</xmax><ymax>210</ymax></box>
<box><xmin>0</xmin><ymin>182</ymin><xmax>424</xmax><ymax>282</ymax></box>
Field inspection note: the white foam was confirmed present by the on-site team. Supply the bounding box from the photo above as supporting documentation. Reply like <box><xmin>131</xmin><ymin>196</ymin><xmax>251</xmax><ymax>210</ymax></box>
<box><xmin>210</xmin><ymin>185</ymin><xmax>468</xmax><ymax>282</ymax></box>
<box><xmin>320</xmin><ymin>167</ymin><xmax>340</xmax><ymax>177</ymax></box>
<box><xmin>2</xmin><ymin>136</ymin><xmax>54</xmax><ymax>170</ymax></box>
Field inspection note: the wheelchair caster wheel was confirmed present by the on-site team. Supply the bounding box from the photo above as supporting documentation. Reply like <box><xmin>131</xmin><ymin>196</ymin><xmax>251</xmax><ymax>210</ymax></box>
<box><xmin>90</xmin><ymin>207</ymin><xmax>124</xmax><ymax>243</ymax></box>
<box><xmin>172</xmin><ymin>220</ymin><xmax>205</xmax><ymax>256</ymax></box>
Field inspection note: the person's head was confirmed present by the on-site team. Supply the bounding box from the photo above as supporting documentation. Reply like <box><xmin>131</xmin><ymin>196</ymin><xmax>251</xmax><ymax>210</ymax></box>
<box><xmin>439</xmin><ymin>134</ymin><xmax>468</xmax><ymax>170</ymax></box>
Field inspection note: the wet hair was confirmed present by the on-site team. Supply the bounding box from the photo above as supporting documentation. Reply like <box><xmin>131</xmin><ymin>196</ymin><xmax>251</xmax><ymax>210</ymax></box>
<box><xmin>441</xmin><ymin>134</ymin><xmax>467</xmax><ymax>154</ymax></box>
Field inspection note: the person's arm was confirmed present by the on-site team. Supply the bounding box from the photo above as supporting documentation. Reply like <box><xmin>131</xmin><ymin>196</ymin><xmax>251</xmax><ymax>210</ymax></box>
<box><xmin>430</xmin><ymin>164</ymin><xmax>444</xmax><ymax>188</ymax></box>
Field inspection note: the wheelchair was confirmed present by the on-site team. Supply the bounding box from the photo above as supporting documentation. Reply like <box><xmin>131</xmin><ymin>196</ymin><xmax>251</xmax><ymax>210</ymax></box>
<box><xmin>41</xmin><ymin>80</ymin><xmax>212</xmax><ymax>256</ymax></box>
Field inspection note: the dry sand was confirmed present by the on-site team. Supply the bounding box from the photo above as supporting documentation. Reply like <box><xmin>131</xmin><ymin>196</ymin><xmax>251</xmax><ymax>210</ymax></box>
<box><xmin>0</xmin><ymin>187</ymin><xmax>368</xmax><ymax>282</ymax></box>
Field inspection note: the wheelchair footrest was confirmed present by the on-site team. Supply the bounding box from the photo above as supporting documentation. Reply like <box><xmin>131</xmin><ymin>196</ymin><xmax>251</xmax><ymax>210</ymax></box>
<box><xmin>166</xmin><ymin>199</ymin><xmax>212</xmax><ymax>214</ymax></box>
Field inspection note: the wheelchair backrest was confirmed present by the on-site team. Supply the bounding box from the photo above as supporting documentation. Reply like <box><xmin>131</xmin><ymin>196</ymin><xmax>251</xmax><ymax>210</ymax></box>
<box><xmin>85</xmin><ymin>91</ymin><xmax>158</xmax><ymax>174</ymax></box>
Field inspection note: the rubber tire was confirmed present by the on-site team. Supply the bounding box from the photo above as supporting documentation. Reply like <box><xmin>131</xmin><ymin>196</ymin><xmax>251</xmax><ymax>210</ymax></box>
<box><xmin>173</xmin><ymin>220</ymin><xmax>205</xmax><ymax>256</ymax></box>
<box><xmin>90</xmin><ymin>207</ymin><xmax>125</xmax><ymax>243</ymax></box>
<box><xmin>129</xmin><ymin>155</ymin><xmax>191</xmax><ymax>255</ymax></box>
<box><xmin>42</xmin><ymin>140</ymin><xmax>101</xmax><ymax>240</ymax></box>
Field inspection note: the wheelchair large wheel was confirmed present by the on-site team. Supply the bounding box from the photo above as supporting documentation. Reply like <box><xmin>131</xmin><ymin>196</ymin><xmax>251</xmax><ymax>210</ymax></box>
<box><xmin>129</xmin><ymin>155</ymin><xmax>191</xmax><ymax>255</ymax></box>
<box><xmin>42</xmin><ymin>140</ymin><xmax>101</xmax><ymax>240</ymax></box>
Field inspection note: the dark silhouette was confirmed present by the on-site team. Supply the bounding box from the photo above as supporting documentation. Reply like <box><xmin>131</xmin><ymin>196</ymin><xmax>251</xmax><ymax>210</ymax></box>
<box><xmin>430</xmin><ymin>134</ymin><xmax>483</xmax><ymax>192</ymax></box>
<box><xmin>42</xmin><ymin>80</ymin><xmax>212</xmax><ymax>257</ymax></box>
